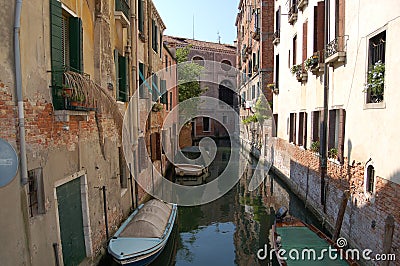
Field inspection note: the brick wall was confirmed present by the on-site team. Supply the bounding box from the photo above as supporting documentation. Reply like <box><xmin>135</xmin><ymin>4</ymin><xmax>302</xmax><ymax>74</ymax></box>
<box><xmin>271</xmin><ymin>138</ymin><xmax>399</xmax><ymax>264</ymax></box>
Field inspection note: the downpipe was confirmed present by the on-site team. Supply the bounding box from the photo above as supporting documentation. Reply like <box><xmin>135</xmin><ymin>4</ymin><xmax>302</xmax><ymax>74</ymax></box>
<box><xmin>14</xmin><ymin>0</ymin><xmax>28</xmax><ymax>185</ymax></box>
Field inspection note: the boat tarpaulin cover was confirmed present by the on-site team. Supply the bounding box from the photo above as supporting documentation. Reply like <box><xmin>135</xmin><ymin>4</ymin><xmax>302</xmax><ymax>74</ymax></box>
<box><xmin>276</xmin><ymin>226</ymin><xmax>348</xmax><ymax>265</ymax></box>
<box><xmin>119</xmin><ymin>199</ymin><xmax>172</xmax><ymax>239</ymax></box>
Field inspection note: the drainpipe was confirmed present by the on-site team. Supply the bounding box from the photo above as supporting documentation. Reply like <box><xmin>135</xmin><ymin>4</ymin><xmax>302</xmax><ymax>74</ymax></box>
<box><xmin>14</xmin><ymin>0</ymin><xmax>28</xmax><ymax>185</ymax></box>
<box><xmin>320</xmin><ymin>0</ymin><xmax>330</xmax><ymax>209</ymax></box>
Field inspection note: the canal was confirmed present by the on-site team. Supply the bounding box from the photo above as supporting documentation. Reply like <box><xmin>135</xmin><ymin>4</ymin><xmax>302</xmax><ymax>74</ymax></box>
<box><xmin>100</xmin><ymin>145</ymin><xmax>324</xmax><ymax>266</ymax></box>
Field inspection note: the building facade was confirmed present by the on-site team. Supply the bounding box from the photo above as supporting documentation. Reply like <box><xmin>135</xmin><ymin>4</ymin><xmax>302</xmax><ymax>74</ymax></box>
<box><xmin>236</xmin><ymin>0</ymin><xmax>275</xmax><ymax>155</ymax></box>
<box><xmin>0</xmin><ymin>0</ymin><xmax>177</xmax><ymax>265</ymax></box>
<box><xmin>164</xmin><ymin>36</ymin><xmax>238</xmax><ymax>144</ymax></box>
<box><xmin>270</xmin><ymin>0</ymin><xmax>399</xmax><ymax>263</ymax></box>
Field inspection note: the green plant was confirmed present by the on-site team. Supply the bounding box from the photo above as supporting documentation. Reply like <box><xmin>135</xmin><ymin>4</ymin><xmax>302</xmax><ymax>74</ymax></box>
<box><xmin>71</xmin><ymin>90</ymin><xmax>85</xmax><ymax>102</ymax></box>
<box><xmin>304</xmin><ymin>56</ymin><xmax>319</xmax><ymax>71</ymax></box>
<box><xmin>364</xmin><ymin>60</ymin><xmax>385</xmax><ymax>102</ymax></box>
<box><xmin>290</xmin><ymin>64</ymin><xmax>302</xmax><ymax>75</ymax></box>
<box><xmin>310</xmin><ymin>141</ymin><xmax>320</xmax><ymax>153</ymax></box>
<box><xmin>328</xmin><ymin>148</ymin><xmax>338</xmax><ymax>159</ymax></box>
<box><xmin>242</xmin><ymin>114</ymin><xmax>258</xmax><ymax>124</ymax></box>
<box><xmin>152</xmin><ymin>102</ymin><xmax>163</xmax><ymax>112</ymax></box>
<box><xmin>267</xmin><ymin>83</ymin><xmax>275</xmax><ymax>90</ymax></box>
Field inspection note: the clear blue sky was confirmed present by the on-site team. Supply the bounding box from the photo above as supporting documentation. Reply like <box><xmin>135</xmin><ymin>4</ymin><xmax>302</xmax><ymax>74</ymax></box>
<box><xmin>153</xmin><ymin>0</ymin><xmax>239</xmax><ymax>44</ymax></box>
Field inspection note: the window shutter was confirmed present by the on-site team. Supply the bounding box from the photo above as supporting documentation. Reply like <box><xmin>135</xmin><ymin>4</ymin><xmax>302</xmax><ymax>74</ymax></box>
<box><xmin>302</xmin><ymin>21</ymin><xmax>308</xmax><ymax>63</ymax></box>
<box><xmin>50</xmin><ymin>0</ymin><xmax>64</xmax><ymax>110</ymax></box>
<box><xmin>317</xmin><ymin>1</ymin><xmax>325</xmax><ymax>53</ymax></box>
<box><xmin>155</xmin><ymin>134</ymin><xmax>161</xmax><ymax>160</ymax></box>
<box><xmin>160</xmin><ymin>80</ymin><xmax>167</xmax><ymax>105</ymax></box>
<box><xmin>169</xmin><ymin>92</ymin><xmax>173</xmax><ymax>110</ymax></box>
<box><xmin>114</xmin><ymin>50</ymin><xmax>119</xmax><ymax>99</ymax></box>
<box><xmin>138</xmin><ymin>137</ymin><xmax>147</xmax><ymax>172</ymax></box>
<box><xmin>118</xmin><ymin>55</ymin><xmax>127</xmax><ymax>102</ymax></box>
<box><xmin>303</xmin><ymin>112</ymin><xmax>308</xmax><ymax>148</ymax></box>
<box><xmin>328</xmin><ymin>110</ymin><xmax>336</xmax><ymax>150</ymax></box>
<box><xmin>69</xmin><ymin>17</ymin><xmax>83</xmax><ymax>72</ymax></box>
<box><xmin>138</xmin><ymin>0</ymin><xmax>143</xmax><ymax>32</ymax></box>
<box><xmin>160</xmin><ymin>33</ymin><xmax>163</xmax><ymax>57</ymax></box>
<box><xmin>337</xmin><ymin>109</ymin><xmax>346</xmax><ymax>163</ymax></box>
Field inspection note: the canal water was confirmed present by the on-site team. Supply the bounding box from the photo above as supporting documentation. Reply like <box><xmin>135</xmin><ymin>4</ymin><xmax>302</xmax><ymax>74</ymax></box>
<box><xmin>100</xmin><ymin>145</ymin><xmax>323</xmax><ymax>266</ymax></box>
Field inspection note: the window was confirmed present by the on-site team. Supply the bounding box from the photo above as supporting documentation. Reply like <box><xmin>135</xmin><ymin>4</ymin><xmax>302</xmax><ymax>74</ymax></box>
<box><xmin>252</xmin><ymin>85</ymin><xmax>256</xmax><ymax>100</ymax></box>
<box><xmin>50</xmin><ymin>0</ymin><xmax>83</xmax><ymax>109</ymax></box>
<box><xmin>328</xmin><ymin>109</ymin><xmax>346</xmax><ymax>163</ymax></box>
<box><xmin>302</xmin><ymin>21</ymin><xmax>308</xmax><ymax>63</ymax></box>
<box><xmin>139</xmin><ymin>62</ymin><xmax>146</xmax><ymax>98</ymax></box>
<box><xmin>275</xmin><ymin>54</ymin><xmax>280</xmax><ymax>89</ymax></box>
<box><xmin>298</xmin><ymin>112</ymin><xmax>307</xmax><ymax>147</ymax></box>
<box><xmin>192</xmin><ymin>56</ymin><xmax>204</xmax><ymax>66</ymax></box>
<box><xmin>28</xmin><ymin>168</ymin><xmax>45</xmax><ymax>217</ymax></box>
<box><xmin>138</xmin><ymin>0</ymin><xmax>143</xmax><ymax>33</ymax></box>
<box><xmin>152</xmin><ymin>73</ymin><xmax>159</xmax><ymax>102</ymax></box>
<box><xmin>366</xmin><ymin>30</ymin><xmax>386</xmax><ymax>103</ymax></box>
<box><xmin>289</xmin><ymin>113</ymin><xmax>297</xmax><ymax>144</ymax></box>
<box><xmin>115</xmin><ymin>50</ymin><xmax>129</xmax><ymax>102</ymax></box>
<box><xmin>160</xmin><ymin>79</ymin><xmax>168</xmax><ymax>106</ymax></box>
<box><xmin>313</xmin><ymin>2</ymin><xmax>325</xmax><ymax>53</ymax></box>
<box><xmin>311</xmin><ymin>111</ymin><xmax>321</xmax><ymax>142</ymax></box>
<box><xmin>364</xmin><ymin>160</ymin><xmax>375</xmax><ymax>196</ymax></box>
<box><xmin>223</xmin><ymin>116</ymin><xmax>227</xmax><ymax>124</ymax></box>
<box><xmin>293</xmin><ymin>35</ymin><xmax>297</xmax><ymax>65</ymax></box>
<box><xmin>169</xmin><ymin>92</ymin><xmax>173</xmax><ymax>111</ymax></box>
<box><xmin>152</xmin><ymin>19</ymin><xmax>158</xmax><ymax>52</ymax></box>
<box><xmin>221</xmin><ymin>60</ymin><xmax>232</xmax><ymax>71</ymax></box>
<box><xmin>119</xmin><ymin>147</ymin><xmax>127</xmax><ymax>188</ymax></box>
<box><xmin>203</xmin><ymin>117</ymin><xmax>211</xmax><ymax>132</ymax></box>
<box><xmin>150</xmin><ymin>133</ymin><xmax>161</xmax><ymax>161</ymax></box>
<box><xmin>272</xmin><ymin>114</ymin><xmax>278</xmax><ymax>137</ymax></box>
<box><xmin>275</xmin><ymin>7</ymin><xmax>281</xmax><ymax>34</ymax></box>
<box><xmin>165</xmin><ymin>55</ymin><xmax>168</xmax><ymax>71</ymax></box>
<box><xmin>248</xmin><ymin>60</ymin><xmax>252</xmax><ymax>78</ymax></box>
<box><xmin>138</xmin><ymin>137</ymin><xmax>147</xmax><ymax>172</ymax></box>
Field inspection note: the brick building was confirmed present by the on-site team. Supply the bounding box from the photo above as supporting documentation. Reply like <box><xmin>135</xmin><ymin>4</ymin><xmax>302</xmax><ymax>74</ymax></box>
<box><xmin>164</xmin><ymin>36</ymin><xmax>238</xmax><ymax>144</ymax></box>
<box><xmin>236</xmin><ymin>0</ymin><xmax>275</xmax><ymax>156</ymax></box>
<box><xmin>269</xmin><ymin>0</ymin><xmax>400</xmax><ymax>264</ymax></box>
<box><xmin>0</xmin><ymin>0</ymin><xmax>176</xmax><ymax>265</ymax></box>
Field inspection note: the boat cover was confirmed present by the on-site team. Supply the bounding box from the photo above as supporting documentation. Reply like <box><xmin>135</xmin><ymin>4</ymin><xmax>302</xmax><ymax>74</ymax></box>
<box><xmin>276</xmin><ymin>226</ymin><xmax>348</xmax><ymax>265</ymax></box>
<box><xmin>119</xmin><ymin>199</ymin><xmax>172</xmax><ymax>239</ymax></box>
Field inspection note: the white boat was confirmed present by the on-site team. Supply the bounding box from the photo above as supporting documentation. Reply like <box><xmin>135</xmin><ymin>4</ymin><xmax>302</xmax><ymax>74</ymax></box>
<box><xmin>108</xmin><ymin>199</ymin><xmax>177</xmax><ymax>266</ymax></box>
<box><xmin>174</xmin><ymin>163</ymin><xmax>207</xmax><ymax>176</ymax></box>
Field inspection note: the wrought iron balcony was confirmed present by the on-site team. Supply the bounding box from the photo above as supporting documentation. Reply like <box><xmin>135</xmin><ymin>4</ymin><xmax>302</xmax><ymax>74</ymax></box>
<box><xmin>115</xmin><ymin>0</ymin><xmax>130</xmax><ymax>27</ymax></box>
<box><xmin>297</xmin><ymin>0</ymin><xmax>308</xmax><ymax>11</ymax></box>
<box><xmin>325</xmin><ymin>36</ymin><xmax>347</xmax><ymax>64</ymax></box>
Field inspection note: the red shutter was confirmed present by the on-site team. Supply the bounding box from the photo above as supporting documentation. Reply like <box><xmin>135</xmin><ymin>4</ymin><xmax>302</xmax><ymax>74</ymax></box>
<box><xmin>303</xmin><ymin>21</ymin><xmax>308</xmax><ymax>63</ymax></box>
<box><xmin>317</xmin><ymin>1</ymin><xmax>325</xmax><ymax>54</ymax></box>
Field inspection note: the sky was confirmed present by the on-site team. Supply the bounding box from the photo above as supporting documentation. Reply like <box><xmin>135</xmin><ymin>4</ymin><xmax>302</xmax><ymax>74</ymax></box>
<box><xmin>152</xmin><ymin>0</ymin><xmax>239</xmax><ymax>45</ymax></box>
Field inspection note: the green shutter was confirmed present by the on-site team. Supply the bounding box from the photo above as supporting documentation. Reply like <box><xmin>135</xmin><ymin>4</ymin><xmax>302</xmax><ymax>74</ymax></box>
<box><xmin>118</xmin><ymin>55</ymin><xmax>127</xmax><ymax>102</ymax></box>
<box><xmin>50</xmin><ymin>0</ymin><xmax>64</xmax><ymax>110</ymax></box>
<box><xmin>114</xmin><ymin>49</ymin><xmax>119</xmax><ymax>100</ymax></box>
<box><xmin>160</xmin><ymin>80</ymin><xmax>167</xmax><ymax>104</ymax></box>
<box><xmin>138</xmin><ymin>0</ymin><xmax>143</xmax><ymax>32</ymax></box>
<box><xmin>69</xmin><ymin>17</ymin><xmax>83</xmax><ymax>73</ymax></box>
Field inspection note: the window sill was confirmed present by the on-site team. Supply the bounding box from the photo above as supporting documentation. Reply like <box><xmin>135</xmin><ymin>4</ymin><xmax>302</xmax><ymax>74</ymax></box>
<box><xmin>363</xmin><ymin>101</ymin><xmax>386</xmax><ymax>110</ymax></box>
<box><xmin>54</xmin><ymin>110</ymin><xmax>89</xmax><ymax>122</ymax></box>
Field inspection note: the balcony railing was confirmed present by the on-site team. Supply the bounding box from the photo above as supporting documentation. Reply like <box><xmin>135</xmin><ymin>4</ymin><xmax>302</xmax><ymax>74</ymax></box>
<box><xmin>325</xmin><ymin>36</ymin><xmax>347</xmax><ymax>64</ymax></box>
<box><xmin>273</xmin><ymin>30</ymin><xmax>280</xmax><ymax>45</ymax></box>
<box><xmin>297</xmin><ymin>0</ymin><xmax>308</xmax><ymax>11</ymax></box>
<box><xmin>115</xmin><ymin>0</ymin><xmax>130</xmax><ymax>22</ymax></box>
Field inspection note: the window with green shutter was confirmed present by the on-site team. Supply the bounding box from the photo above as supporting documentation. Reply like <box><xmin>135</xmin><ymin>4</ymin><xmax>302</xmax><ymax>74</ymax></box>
<box><xmin>115</xmin><ymin>50</ymin><xmax>129</xmax><ymax>102</ymax></box>
<box><xmin>50</xmin><ymin>0</ymin><xmax>83</xmax><ymax>110</ymax></box>
<box><xmin>152</xmin><ymin>74</ymin><xmax>159</xmax><ymax>102</ymax></box>
<box><xmin>160</xmin><ymin>80</ymin><xmax>167</xmax><ymax>105</ymax></box>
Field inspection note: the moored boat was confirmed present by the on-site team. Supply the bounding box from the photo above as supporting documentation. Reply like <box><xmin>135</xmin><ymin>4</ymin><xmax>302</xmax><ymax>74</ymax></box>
<box><xmin>272</xmin><ymin>207</ymin><xmax>357</xmax><ymax>266</ymax></box>
<box><xmin>108</xmin><ymin>199</ymin><xmax>178</xmax><ymax>266</ymax></box>
<box><xmin>174</xmin><ymin>163</ymin><xmax>208</xmax><ymax>176</ymax></box>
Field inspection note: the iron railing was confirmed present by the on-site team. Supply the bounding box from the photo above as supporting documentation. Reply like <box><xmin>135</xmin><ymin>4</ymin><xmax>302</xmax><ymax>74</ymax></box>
<box><xmin>325</xmin><ymin>36</ymin><xmax>346</xmax><ymax>58</ymax></box>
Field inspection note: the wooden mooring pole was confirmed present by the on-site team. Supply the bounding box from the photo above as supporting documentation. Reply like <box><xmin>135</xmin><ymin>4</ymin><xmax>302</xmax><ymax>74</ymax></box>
<box><xmin>382</xmin><ymin>215</ymin><xmax>395</xmax><ymax>266</ymax></box>
<box><xmin>333</xmin><ymin>190</ymin><xmax>350</xmax><ymax>242</ymax></box>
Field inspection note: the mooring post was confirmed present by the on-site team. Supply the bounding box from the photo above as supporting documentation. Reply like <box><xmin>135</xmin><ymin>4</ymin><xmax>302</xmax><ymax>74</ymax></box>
<box><xmin>382</xmin><ymin>215</ymin><xmax>395</xmax><ymax>266</ymax></box>
<box><xmin>333</xmin><ymin>190</ymin><xmax>350</xmax><ymax>242</ymax></box>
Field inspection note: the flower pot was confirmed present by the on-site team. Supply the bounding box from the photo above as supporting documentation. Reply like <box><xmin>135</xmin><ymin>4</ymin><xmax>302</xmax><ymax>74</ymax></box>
<box><xmin>63</xmin><ymin>87</ymin><xmax>73</xmax><ymax>97</ymax></box>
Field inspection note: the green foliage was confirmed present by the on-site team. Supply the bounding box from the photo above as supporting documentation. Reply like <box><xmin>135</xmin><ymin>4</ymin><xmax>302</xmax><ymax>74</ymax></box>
<box><xmin>254</xmin><ymin>97</ymin><xmax>270</xmax><ymax>124</ymax></box>
<box><xmin>364</xmin><ymin>60</ymin><xmax>385</xmax><ymax>102</ymax></box>
<box><xmin>242</xmin><ymin>114</ymin><xmax>258</xmax><ymax>124</ymax></box>
<box><xmin>328</xmin><ymin>148</ymin><xmax>338</xmax><ymax>159</ymax></box>
<box><xmin>310</xmin><ymin>141</ymin><xmax>320</xmax><ymax>153</ymax></box>
<box><xmin>176</xmin><ymin>45</ymin><xmax>205</xmax><ymax>102</ymax></box>
<box><xmin>304</xmin><ymin>56</ymin><xmax>319</xmax><ymax>71</ymax></box>
<box><xmin>290</xmin><ymin>64</ymin><xmax>302</xmax><ymax>75</ymax></box>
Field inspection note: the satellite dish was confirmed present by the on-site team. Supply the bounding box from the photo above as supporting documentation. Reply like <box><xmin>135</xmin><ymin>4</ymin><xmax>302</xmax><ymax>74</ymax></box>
<box><xmin>0</xmin><ymin>138</ymin><xmax>18</xmax><ymax>187</ymax></box>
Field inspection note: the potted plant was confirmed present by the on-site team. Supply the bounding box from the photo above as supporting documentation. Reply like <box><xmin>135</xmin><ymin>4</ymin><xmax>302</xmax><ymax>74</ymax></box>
<box><xmin>328</xmin><ymin>148</ymin><xmax>338</xmax><ymax>160</ymax></box>
<box><xmin>290</xmin><ymin>64</ymin><xmax>301</xmax><ymax>75</ymax></box>
<box><xmin>310</xmin><ymin>141</ymin><xmax>320</xmax><ymax>154</ymax></box>
<box><xmin>304</xmin><ymin>55</ymin><xmax>319</xmax><ymax>71</ymax></box>
<box><xmin>364</xmin><ymin>60</ymin><xmax>385</xmax><ymax>103</ymax></box>
<box><xmin>152</xmin><ymin>102</ymin><xmax>163</xmax><ymax>112</ymax></box>
<box><xmin>70</xmin><ymin>91</ymin><xmax>85</xmax><ymax>107</ymax></box>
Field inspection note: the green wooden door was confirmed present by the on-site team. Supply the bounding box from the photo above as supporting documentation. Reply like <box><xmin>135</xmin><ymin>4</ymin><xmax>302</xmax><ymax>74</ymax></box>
<box><xmin>56</xmin><ymin>178</ymin><xmax>86</xmax><ymax>266</ymax></box>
